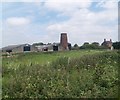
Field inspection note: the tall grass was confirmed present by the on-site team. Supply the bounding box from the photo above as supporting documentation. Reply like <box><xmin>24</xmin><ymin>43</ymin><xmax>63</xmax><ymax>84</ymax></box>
<box><xmin>2</xmin><ymin>50</ymin><xmax>103</xmax><ymax>68</ymax></box>
<box><xmin>2</xmin><ymin>50</ymin><xmax>119</xmax><ymax>98</ymax></box>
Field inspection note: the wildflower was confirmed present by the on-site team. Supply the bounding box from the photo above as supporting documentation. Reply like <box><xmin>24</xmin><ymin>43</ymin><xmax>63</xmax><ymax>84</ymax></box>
<box><xmin>4</xmin><ymin>95</ymin><xmax>9</xmax><ymax>98</ymax></box>
<box><xmin>47</xmin><ymin>61</ymin><xmax>50</xmax><ymax>64</ymax></box>
<box><xmin>87</xmin><ymin>65</ymin><xmax>90</xmax><ymax>67</ymax></box>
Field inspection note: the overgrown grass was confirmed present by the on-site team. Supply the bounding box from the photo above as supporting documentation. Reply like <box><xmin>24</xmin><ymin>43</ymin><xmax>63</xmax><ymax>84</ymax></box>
<box><xmin>2</xmin><ymin>50</ymin><xmax>103</xmax><ymax>68</ymax></box>
<box><xmin>2</xmin><ymin>50</ymin><xmax>119</xmax><ymax>98</ymax></box>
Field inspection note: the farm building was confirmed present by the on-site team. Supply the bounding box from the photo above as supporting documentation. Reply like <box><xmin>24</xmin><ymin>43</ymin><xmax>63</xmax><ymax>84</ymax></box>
<box><xmin>1</xmin><ymin>33</ymin><xmax>71</xmax><ymax>53</ymax></box>
<box><xmin>35</xmin><ymin>33</ymin><xmax>71</xmax><ymax>52</ymax></box>
<box><xmin>35</xmin><ymin>44</ymin><xmax>54</xmax><ymax>52</ymax></box>
<box><xmin>101</xmin><ymin>39</ymin><xmax>113</xmax><ymax>49</ymax></box>
<box><xmin>2</xmin><ymin>44</ymin><xmax>38</xmax><ymax>53</ymax></box>
<box><xmin>35</xmin><ymin>42</ymin><xmax>71</xmax><ymax>52</ymax></box>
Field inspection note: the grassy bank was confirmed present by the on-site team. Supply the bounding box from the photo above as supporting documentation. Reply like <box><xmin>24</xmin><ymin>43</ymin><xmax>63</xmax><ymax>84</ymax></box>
<box><xmin>2</xmin><ymin>50</ymin><xmax>119</xmax><ymax>98</ymax></box>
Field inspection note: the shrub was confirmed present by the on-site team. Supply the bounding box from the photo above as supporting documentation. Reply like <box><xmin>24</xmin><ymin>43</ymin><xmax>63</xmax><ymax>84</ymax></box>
<box><xmin>2</xmin><ymin>51</ymin><xmax>119</xmax><ymax>98</ymax></box>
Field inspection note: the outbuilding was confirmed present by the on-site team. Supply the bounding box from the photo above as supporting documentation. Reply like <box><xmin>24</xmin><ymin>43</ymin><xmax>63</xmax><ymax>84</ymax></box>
<box><xmin>2</xmin><ymin>44</ymin><xmax>38</xmax><ymax>53</ymax></box>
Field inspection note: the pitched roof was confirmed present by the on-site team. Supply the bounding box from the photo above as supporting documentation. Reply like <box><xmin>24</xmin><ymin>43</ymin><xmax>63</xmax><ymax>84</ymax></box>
<box><xmin>102</xmin><ymin>41</ymin><xmax>112</xmax><ymax>45</ymax></box>
<box><xmin>2</xmin><ymin>44</ymin><xmax>30</xmax><ymax>51</ymax></box>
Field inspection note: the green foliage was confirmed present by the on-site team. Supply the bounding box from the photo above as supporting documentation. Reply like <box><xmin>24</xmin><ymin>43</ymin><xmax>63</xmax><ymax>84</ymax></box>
<box><xmin>51</xmin><ymin>56</ymin><xmax>69</xmax><ymax>69</ymax></box>
<box><xmin>32</xmin><ymin>42</ymin><xmax>44</xmax><ymax>46</ymax></box>
<box><xmin>80</xmin><ymin>43</ymin><xmax>107</xmax><ymax>50</ymax></box>
<box><xmin>83</xmin><ymin>42</ymin><xmax>89</xmax><ymax>45</ymax></box>
<box><xmin>2</xmin><ymin>50</ymin><xmax>119</xmax><ymax>98</ymax></box>
<box><xmin>112</xmin><ymin>41</ymin><xmax>120</xmax><ymax>49</ymax></box>
<box><xmin>73</xmin><ymin>44</ymin><xmax>79</xmax><ymax>48</ymax></box>
<box><xmin>80</xmin><ymin>44</ymin><xmax>98</xmax><ymax>49</ymax></box>
<box><xmin>72</xmin><ymin>44</ymin><xmax>79</xmax><ymax>50</ymax></box>
<box><xmin>92</xmin><ymin>42</ymin><xmax>100</xmax><ymax>46</ymax></box>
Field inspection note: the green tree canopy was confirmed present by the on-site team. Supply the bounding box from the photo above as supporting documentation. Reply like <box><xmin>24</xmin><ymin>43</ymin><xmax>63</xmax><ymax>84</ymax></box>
<box><xmin>74</xmin><ymin>44</ymin><xmax>79</xmax><ymax>48</ymax></box>
<box><xmin>32</xmin><ymin>42</ymin><xmax>44</xmax><ymax>46</ymax></box>
<box><xmin>92</xmin><ymin>42</ymin><xmax>100</xmax><ymax>46</ymax></box>
<box><xmin>112</xmin><ymin>42</ymin><xmax>120</xmax><ymax>49</ymax></box>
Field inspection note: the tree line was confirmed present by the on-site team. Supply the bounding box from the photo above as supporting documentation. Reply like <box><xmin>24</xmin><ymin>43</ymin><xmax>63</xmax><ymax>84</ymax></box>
<box><xmin>72</xmin><ymin>41</ymin><xmax>120</xmax><ymax>50</ymax></box>
<box><xmin>32</xmin><ymin>41</ymin><xmax>120</xmax><ymax>50</ymax></box>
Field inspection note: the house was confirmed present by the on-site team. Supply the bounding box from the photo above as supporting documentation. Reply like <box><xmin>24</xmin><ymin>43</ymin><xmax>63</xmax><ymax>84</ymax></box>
<box><xmin>2</xmin><ymin>44</ymin><xmax>38</xmax><ymax>53</ymax></box>
<box><xmin>101</xmin><ymin>39</ymin><xmax>113</xmax><ymax>49</ymax></box>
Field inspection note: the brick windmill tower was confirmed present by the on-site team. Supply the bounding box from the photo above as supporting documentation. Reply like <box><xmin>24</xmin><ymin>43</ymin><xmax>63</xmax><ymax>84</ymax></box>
<box><xmin>60</xmin><ymin>33</ymin><xmax>68</xmax><ymax>50</ymax></box>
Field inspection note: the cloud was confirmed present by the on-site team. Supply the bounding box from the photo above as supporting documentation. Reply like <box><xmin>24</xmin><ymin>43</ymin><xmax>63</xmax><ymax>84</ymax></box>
<box><xmin>46</xmin><ymin>1</ymin><xmax>118</xmax><ymax>45</ymax></box>
<box><xmin>1</xmin><ymin>1</ymin><xmax>118</xmax><ymax>47</ymax></box>
<box><xmin>96</xmin><ymin>0</ymin><xmax>118</xmax><ymax>9</ymax></box>
<box><xmin>6</xmin><ymin>17</ymin><xmax>30</xmax><ymax>26</ymax></box>
<box><xmin>1</xmin><ymin>0</ymin><xmax>43</xmax><ymax>2</ymax></box>
<box><xmin>44</xmin><ymin>0</ymin><xmax>92</xmax><ymax>16</ymax></box>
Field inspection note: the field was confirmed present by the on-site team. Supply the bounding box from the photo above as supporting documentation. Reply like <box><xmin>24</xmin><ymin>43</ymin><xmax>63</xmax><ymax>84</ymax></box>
<box><xmin>2</xmin><ymin>50</ymin><xmax>119</xmax><ymax>98</ymax></box>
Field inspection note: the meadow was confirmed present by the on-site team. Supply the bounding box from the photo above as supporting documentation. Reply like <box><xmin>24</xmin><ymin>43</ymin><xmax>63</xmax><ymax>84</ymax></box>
<box><xmin>2</xmin><ymin>50</ymin><xmax>119</xmax><ymax>99</ymax></box>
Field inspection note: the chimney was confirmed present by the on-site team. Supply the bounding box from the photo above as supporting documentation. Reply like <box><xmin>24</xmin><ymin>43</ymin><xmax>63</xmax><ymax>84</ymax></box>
<box><xmin>104</xmin><ymin>39</ymin><xmax>106</xmax><ymax>42</ymax></box>
<box><xmin>60</xmin><ymin>33</ymin><xmax>68</xmax><ymax>50</ymax></box>
<box><xmin>110</xmin><ymin>39</ymin><xmax>112</xmax><ymax>42</ymax></box>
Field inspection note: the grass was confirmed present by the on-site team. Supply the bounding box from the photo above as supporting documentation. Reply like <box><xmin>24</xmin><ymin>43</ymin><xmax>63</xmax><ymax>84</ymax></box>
<box><xmin>2</xmin><ymin>50</ymin><xmax>119</xmax><ymax>98</ymax></box>
<box><xmin>2</xmin><ymin>50</ymin><xmax>103</xmax><ymax>68</ymax></box>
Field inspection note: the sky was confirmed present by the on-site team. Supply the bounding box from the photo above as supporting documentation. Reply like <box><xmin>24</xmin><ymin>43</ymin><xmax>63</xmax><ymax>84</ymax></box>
<box><xmin>1</xmin><ymin>0</ymin><xmax>119</xmax><ymax>47</ymax></box>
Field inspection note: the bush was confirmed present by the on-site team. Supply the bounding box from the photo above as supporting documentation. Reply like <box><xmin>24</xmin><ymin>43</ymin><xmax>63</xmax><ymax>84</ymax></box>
<box><xmin>2</xmin><ymin>51</ymin><xmax>119</xmax><ymax>98</ymax></box>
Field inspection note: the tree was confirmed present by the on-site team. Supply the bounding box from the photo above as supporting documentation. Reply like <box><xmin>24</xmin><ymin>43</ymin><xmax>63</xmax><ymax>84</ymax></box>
<box><xmin>83</xmin><ymin>42</ymin><xmax>89</xmax><ymax>45</ymax></box>
<box><xmin>92</xmin><ymin>42</ymin><xmax>99</xmax><ymax>46</ymax></box>
<box><xmin>112</xmin><ymin>42</ymin><xmax>120</xmax><ymax>49</ymax></box>
<box><xmin>80</xmin><ymin>42</ymin><xmax>101</xmax><ymax>49</ymax></box>
<box><xmin>80</xmin><ymin>42</ymin><xmax>90</xmax><ymax>49</ymax></box>
<box><xmin>47</xmin><ymin>43</ymin><xmax>52</xmax><ymax>45</ymax></box>
<box><xmin>32</xmin><ymin>42</ymin><xmax>44</xmax><ymax>46</ymax></box>
<box><xmin>72</xmin><ymin>44</ymin><xmax>79</xmax><ymax>50</ymax></box>
<box><xmin>74</xmin><ymin>44</ymin><xmax>79</xmax><ymax>48</ymax></box>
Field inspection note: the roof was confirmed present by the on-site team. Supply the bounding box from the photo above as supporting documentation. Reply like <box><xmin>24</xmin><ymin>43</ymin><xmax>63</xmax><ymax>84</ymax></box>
<box><xmin>102</xmin><ymin>41</ymin><xmax>112</xmax><ymax>45</ymax></box>
<box><xmin>35</xmin><ymin>44</ymin><xmax>54</xmax><ymax>49</ymax></box>
<box><xmin>2</xmin><ymin>44</ymin><xmax>30</xmax><ymax>51</ymax></box>
<box><xmin>105</xmin><ymin>41</ymin><xmax>112</xmax><ymax>44</ymax></box>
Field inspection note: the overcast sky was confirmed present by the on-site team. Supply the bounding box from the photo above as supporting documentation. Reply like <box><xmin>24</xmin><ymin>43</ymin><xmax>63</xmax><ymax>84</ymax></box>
<box><xmin>1</xmin><ymin>0</ymin><xmax>119</xmax><ymax>47</ymax></box>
